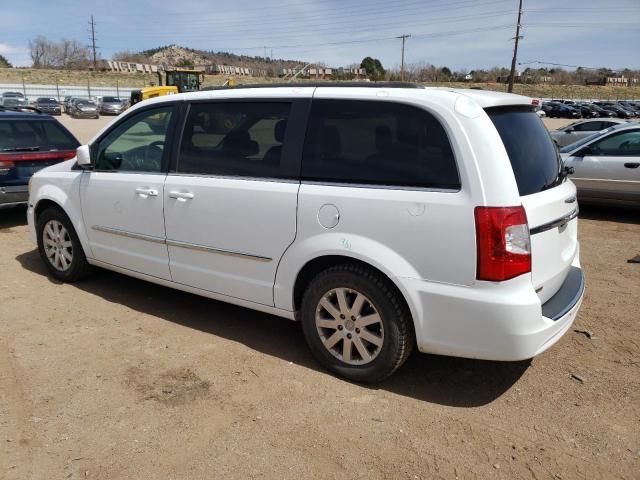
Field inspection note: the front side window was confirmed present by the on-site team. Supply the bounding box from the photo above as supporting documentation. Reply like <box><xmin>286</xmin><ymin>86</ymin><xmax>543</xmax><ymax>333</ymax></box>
<box><xmin>589</xmin><ymin>130</ymin><xmax>640</xmax><ymax>156</ymax></box>
<box><xmin>178</xmin><ymin>102</ymin><xmax>291</xmax><ymax>178</ymax></box>
<box><xmin>301</xmin><ymin>100</ymin><xmax>460</xmax><ymax>189</ymax></box>
<box><xmin>94</xmin><ymin>106</ymin><xmax>174</xmax><ymax>172</ymax></box>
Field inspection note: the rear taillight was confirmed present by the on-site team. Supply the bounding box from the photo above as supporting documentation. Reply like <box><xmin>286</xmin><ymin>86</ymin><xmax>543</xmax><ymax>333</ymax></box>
<box><xmin>474</xmin><ymin>206</ymin><xmax>531</xmax><ymax>281</ymax></box>
<box><xmin>0</xmin><ymin>150</ymin><xmax>76</xmax><ymax>162</ymax></box>
<box><xmin>0</xmin><ymin>160</ymin><xmax>14</xmax><ymax>175</ymax></box>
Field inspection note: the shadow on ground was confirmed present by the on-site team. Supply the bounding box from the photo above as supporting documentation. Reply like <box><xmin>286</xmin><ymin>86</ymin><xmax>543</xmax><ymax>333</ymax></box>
<box><xmin>0</xmin><ymin>205</ymin><xmax>27</xmax><ymax>230</ymax></box>
<box><xmin>17</xmin><ymin>249</ymin><xmax>529</xmax><ymax>407</ymax></box>
<box><xmin>579</xmin><ymin>204</ymin><xmax>640</xmax><ymax>225</ymax></box>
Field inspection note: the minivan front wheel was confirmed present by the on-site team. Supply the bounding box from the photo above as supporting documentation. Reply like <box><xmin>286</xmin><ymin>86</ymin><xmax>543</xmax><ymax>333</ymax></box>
<box><xmin>301</xmin><ymin>264</ymin><xmax>415</xmax><ymax>382</ymax></box>
<box><xmin>36</xmin><ymin>206</ymin><xmax>93</xmax><ymax>282</ymax></box>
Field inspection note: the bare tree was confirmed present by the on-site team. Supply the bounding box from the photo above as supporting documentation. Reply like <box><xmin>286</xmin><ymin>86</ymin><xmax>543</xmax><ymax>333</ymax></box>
<box><xmin>55</xmin><ymin>39</ymin><xmax>90</xmax><ymax>69</ymax></box>
<box><xmin>29</xmin><ymin>36</ymin><xmax>55</xmax><ymax>68</ymax></box>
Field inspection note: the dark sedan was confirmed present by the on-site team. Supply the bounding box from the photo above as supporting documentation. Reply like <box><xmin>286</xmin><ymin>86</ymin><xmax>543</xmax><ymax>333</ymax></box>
<box><xmin>595</xmin><ymin>103</ymin><xmax>637</xmax><ymax>119</ymax></box>
<box><xmin>34</xmin><ymin>97</ymin><xmax>62</xmax><ymax>116</ymax></box>
<box><xmin>542</xmin><ymin>102</ymin><xmax>582</xmax><ymax>118</ymax></box>
<box><xmin>67</xmin><ymin>99</ymin><xmax>99</xmax><ymax>119</ymax></box>
<box><xmin>0</xmin><ymin>107</ymin><xmax>79</xmax><ymax>206</ymax></box>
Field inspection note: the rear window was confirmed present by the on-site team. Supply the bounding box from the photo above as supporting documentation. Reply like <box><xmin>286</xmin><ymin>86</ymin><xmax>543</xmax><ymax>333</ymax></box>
<box><xmin>487</xmin><ymin>106</ymin><xmax>561</xmax><ymax>196</ymax></box>
<box><xmin>0</xmin><ymin>119</ymin><xmax>79</xmax><ymax>151</ymax></box>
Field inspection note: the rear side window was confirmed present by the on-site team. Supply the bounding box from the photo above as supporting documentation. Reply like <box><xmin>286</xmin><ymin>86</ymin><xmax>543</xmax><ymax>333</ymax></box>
<box><xmin>301</xmin><ymin>100</ymin><xmax>460</xmax><ymax>189</ymax></box>
<box><xmin>487</xmin><ymin>107</ymin><xmax>561</xmax><ymax>196</ymax></box>
<box><xmin>178</xmin><ymin>102</ymin><xmax>291</xmax><ymax>178</ymax></box>
<box><xmin>0</xmin><ymin>119</ymin><xmax>79</xmax><ymax>151</ymax></box>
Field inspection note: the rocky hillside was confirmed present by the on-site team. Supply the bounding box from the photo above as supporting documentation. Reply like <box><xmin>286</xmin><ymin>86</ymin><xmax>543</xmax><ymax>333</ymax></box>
<box><xmin>115</xmin><ymin>45</ymin><xmax>306</xmax><ymax>76</ymax></box>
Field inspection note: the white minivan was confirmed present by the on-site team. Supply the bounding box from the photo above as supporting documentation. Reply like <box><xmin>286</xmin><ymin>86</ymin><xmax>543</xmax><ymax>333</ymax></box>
<box><xmin>27</xmin><ymin>84</ymin><xmax>584</xmax><ymax>382</ymax></box>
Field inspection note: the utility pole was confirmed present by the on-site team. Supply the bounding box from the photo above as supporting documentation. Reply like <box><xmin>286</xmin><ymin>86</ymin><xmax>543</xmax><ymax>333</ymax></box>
<box><xmin>89</xmin><ymin>15</ymin><xmax>98</xmax><ymax>70</ymax></box>
<box><xmin>507</xmin><ymin>0</ymin><xmax>523</xmax><ymax>93</ymax></box>
<box><xmin>396</xmin><ymin>34</ymin><xmax>411</xmax><ymax>81</ymax></box>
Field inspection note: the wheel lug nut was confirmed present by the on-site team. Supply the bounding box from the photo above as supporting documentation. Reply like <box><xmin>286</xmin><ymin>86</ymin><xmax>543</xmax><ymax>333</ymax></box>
<box><xmin>355</xmin><ymin>328</ymin><xmax>360</xmax><ymax>334</ymax></box>
<box><xmin>340</xmin><ymin>314</ymin><xmax>345</xmax><ymax>319</ymax></box>
<box><xmin>338</xmin><ymin>325</ymin><xmax>343</xmax><ymax>330</ymax></box>
<box><xmin>347</xmin><ymin>333</ymin><xmax>352</xmax><ymax>339</ymax></box>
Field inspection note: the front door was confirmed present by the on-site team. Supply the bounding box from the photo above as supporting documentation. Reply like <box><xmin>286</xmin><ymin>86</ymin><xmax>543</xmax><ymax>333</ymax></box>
<box><xmin>80</xmin><ymin>105</ymin><xmax>176</xmax><ymax>279</ymax></box>
<box><xmin>567</xmin><ymin>128</ymin><xmax>640</xmax><ymax>204</ymax></box>
<box><xmin>164</xmin><ymin>99</ymin><xmax>307</xmax><ymax>306</ymax></box>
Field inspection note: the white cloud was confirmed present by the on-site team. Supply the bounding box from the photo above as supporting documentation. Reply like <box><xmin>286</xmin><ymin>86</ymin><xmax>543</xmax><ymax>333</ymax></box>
<box><xmin>0</xmin><ymin>43</ymin><xmax>30</xmax><ymax>67</ymax></box>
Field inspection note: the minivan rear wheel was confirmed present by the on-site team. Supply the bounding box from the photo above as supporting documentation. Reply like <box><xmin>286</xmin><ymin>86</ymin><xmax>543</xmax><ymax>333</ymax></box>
<box><xmin>300</xmin><ymin>264</ymin><xmax>415</xmax><ymax>383</ymax></box>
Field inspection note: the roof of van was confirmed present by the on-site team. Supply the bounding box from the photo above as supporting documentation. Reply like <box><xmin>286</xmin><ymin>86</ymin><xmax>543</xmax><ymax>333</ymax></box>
<box><xmin>435</xmin><ymin>87</ymin><xmax>532</xmax><ymax>108</ymax></box>
<box><xmin>133</xmin><ymin>83</ymin><xmax>533</xmax><ymax>112</ymax></box>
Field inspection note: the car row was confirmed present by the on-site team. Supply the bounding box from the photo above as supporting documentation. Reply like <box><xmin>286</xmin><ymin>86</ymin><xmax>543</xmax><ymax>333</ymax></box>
<box><xmin>542</xmin><ymin>99</ymin><xmax>640</xmax><ymax>119</ymax></box>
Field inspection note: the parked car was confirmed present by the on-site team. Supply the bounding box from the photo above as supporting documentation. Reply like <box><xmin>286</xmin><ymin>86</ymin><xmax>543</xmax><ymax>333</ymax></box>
<box><xmin>0</xmin><ymin>106</ymin><xmax>79</xmax><ymax>207</ymax></box>
<box><xmin>1</xmin><ymin>97</ymin><xmax>29</xmax><ymax>109</ymax></box>
<box><xmin>542</xmin><ymin>102</ymin><xmax>581</xmax><ymax>118</ymax></box>
<box><xmin>595</xmin><ymin>103</ymin><xmax>636</xmax><ymax>119</ymax></box>
<box><xmin>587</xmin><ymin>103</ymin><xmax>617</xmax><ymax>118</ymax></box>
<box><xmin>28</xmin><ymin>85</ymin><xmax>584</xmax><ymax>382</ymax></box>
<box><xmin>561</xmin><ymin>123</ymin><xmax>640</xmax><ymax>206</ymax></box>
<box><xmin>574</xmin><ymin>103</ymin><xmax>600</xmax><ymax>118</ymax></box>
<box><xmin>99</xmin><ymin>96</ymin><xmax>126</xmax><ymax>115</ymax></box>
<box><xmin>550</xmin><ymin>118</ymin><xmax>628</xmax><ymax>147</ymax></box>
<box><xmin>1</xmin><ymin>91</ymin><xmax>28</xmax><ymax>107</ymax></box>
<box><xmin>617</xmin><ymin>101</ymin><xmax>640</xmax><ymax>116</ymax></box>
<box><xmin>34</xmin><ymin>97</ymin><xmax>62</xmax><ymax>116</ymax></box>
<box><xmin>67</xmin><ymin>99</ymin><xmax>99</xmax><ymax>119</ymax></box>
<box><xmin>63</xmin><ymin>96</ymin><xmax>77</xmax><ymax>113</ymax></box>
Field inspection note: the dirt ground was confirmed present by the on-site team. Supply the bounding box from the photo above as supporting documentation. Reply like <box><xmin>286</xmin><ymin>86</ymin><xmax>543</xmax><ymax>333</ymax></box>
<box><xmin>1</xmin><ymin>116</ymin><xmax>639</xmax><ymax>480</ymax></box>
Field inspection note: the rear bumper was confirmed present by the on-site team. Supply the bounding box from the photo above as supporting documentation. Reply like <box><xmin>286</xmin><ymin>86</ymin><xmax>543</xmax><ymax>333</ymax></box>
<box><xmin>0</xmin><ymin>185</ymin><xmax>28</xmax><ymax>205</ymax></box>
<box><xmin>399</xmin><ymin>258</ymin><xmax>585</xmax><ymax>361</ymax></box>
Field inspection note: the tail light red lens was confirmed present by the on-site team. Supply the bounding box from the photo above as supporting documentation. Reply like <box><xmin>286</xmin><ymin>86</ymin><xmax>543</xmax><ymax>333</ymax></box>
<box><xmin>475</xmin><ymin>206</ymin><xmax>531</xmax><ymax>281</ymax></box>
<box><xmin>0</xmin><ymin>150</ymin><xmax>77</xmax><ymax>162</ymax></box>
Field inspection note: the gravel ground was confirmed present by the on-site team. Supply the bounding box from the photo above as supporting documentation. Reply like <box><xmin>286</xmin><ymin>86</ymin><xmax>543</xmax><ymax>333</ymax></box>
<box><xmin>1</xmin><ymin>113</ymin><xmax>638</xmax><ymax>480</ymax></box>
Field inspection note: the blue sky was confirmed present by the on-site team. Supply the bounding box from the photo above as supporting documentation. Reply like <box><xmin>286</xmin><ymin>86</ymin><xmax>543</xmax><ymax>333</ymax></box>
<box><xmin>1</xmin><ymin>0</ymin><xmax>639</xmax><ymax>71</ymax></box>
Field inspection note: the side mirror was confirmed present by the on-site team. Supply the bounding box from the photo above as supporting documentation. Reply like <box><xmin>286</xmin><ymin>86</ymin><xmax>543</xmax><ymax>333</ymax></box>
<box><xmin>76</xmin><ymin>145</ymin><xmax>92</xmax><ymax>166</ymax></box>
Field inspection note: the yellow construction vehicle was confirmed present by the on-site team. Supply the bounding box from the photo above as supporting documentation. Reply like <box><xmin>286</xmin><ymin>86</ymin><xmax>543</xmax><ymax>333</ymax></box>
<box><xmin>130</xmin><ymin>68</ymin><xmax>204</xmax><ymax>105</ymax></box>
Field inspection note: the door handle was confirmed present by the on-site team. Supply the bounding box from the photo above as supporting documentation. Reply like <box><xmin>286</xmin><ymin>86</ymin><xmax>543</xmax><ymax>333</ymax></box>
<box><xmin>135</xmin><ymin>187</ymin><xmax>158</xmax><ymax>197</ymax></box>
<box><xmin>168</xmin><ymin>190</ymin><xmax>195</xmax><ymax>201</ymax></box>
<box><xmin>624</xmin><ymin>162</ymin><xmax>639</xmax><ymax>169</ymax></box>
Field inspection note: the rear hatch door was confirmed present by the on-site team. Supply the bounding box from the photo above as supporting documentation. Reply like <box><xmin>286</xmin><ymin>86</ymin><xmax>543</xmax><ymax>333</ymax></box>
<box><xmin>488</xmin><ymin>106</ymin><xmax>578</xmax><ymax>303</ymax></box>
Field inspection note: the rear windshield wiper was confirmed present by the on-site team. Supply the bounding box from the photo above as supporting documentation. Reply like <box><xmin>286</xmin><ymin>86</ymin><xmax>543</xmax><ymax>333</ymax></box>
<box><xmin>0</xmin><ymin>146</ymin><xmax>41</xmax><ymax>152</ymax></box>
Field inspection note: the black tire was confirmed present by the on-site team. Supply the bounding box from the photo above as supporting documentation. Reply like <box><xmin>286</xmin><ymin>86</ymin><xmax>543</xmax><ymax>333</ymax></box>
<box><xmin>300</xmin><ymin>263</ymin><xmax>415</xmax><ymax>383</ymax></box>
<box><xmin>36</xmin><ymin>206</ymin><xmax>93</xmax><ymax>282</ymax></box>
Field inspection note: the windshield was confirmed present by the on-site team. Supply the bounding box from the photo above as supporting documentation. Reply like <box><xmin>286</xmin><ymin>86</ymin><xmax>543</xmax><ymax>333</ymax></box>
<box><xmin>166</xmin><ymin>71</ymin><xmax>200</xmax><ymax>91</ymax></box>
<box><xmin>102</xmin><ymin>96</ymin><xmax>120</xmax><ymax>102</ymax></box>
<box><xmin>77</xmin><ymin>101</ymin><xmax>95</xmax><ymax>106</ymax></box>
<box><xmin>487</xmin><ymin>106</ymin><xmax>561</xmax><ymax>196</ymax></box>
<box><xmin>37</xmin><ymin>98</ymin><xmax>57</xmax><ymax>103</ymax></box>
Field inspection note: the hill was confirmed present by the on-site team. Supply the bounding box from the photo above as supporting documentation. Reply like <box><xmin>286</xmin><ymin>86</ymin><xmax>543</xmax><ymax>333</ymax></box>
<box><xmin>115</xmin><ymin>44</ymin><xmax>307</xmax><ymax>76</ymax></box>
